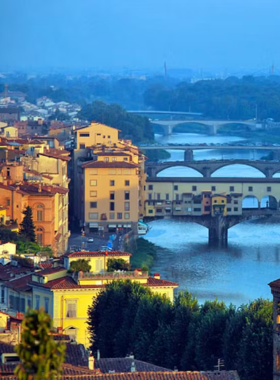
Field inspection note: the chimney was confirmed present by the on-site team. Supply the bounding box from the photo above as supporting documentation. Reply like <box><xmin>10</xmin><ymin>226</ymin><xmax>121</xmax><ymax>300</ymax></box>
<box><xmin>97</xmin><ymin>349</ymin><xmax>100</xmax><ymax>360</ymax></box>
<box><xmin>131</xmin><ymin>360</ymin><xmax>136</xmax><ymax>373</ymax></box>
<box><xmin>88</xmin><ymin>352</ymin><xmax>94</xmax><ymax>370</ymax></box>
<box><xmin>38</xmin><ymin>183</ymin><xmax>42</xmax><ymax>192</ymax></box>
<box><xmin>154</xmin><ymin>273</ymin><xmax>160</xmax><ymax>279</ymax></box>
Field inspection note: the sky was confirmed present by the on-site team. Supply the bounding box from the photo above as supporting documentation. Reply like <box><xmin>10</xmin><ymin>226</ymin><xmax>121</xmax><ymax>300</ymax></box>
<box><xmin>0</xmin><ymin>0</ymin><xmax>280</xmax><ymax>74</ymax></box>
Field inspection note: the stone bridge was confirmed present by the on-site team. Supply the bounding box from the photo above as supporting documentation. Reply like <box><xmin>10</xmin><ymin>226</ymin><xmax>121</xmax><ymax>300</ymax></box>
<box><xmin>145</xmin><ymin>159</ymin><xmax>280</xmax><ymax>178</ymax></box>
<box><xmin>151</xmin><ymin>119</ymin><xmax>256</xmax><ymax>135</ymax></box>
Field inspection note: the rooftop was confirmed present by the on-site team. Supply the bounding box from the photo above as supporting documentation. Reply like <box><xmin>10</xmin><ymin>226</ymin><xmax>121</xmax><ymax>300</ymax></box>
<box><xmin>66</xmin><ymin>251</ymin><xmax>131</xmax><ymax>258</ymax></box>
<box><xmin>81</xmin><ymin>161</ymin><xmax>138</xmax><ymax>169</ymax></box>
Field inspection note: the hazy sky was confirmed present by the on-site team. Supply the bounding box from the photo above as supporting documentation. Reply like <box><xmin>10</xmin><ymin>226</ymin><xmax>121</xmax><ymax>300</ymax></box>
<box><xmin>1</xmin><ymin>0</ymin><xmax>280</xmax><ymax>73</ymax></box>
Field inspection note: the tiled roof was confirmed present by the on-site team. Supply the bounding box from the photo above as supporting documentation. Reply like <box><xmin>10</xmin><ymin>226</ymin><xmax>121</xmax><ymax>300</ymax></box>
<box><xmin>96</xmin><ymin>358</ymin><xmax>172</xmax><ymax>373</ymax></box>
<box><xmin>39</xmin><ymin>151</ymin><xmax>71</xmax><ymax>161</ymax></box>
<box><xmin>23</xmin><ymin>168</ymin><xmax>53</xmax><ymax>180</ymax></box>
<box><xmin>268</xmin><ymin>278</ymin><xmax>280</xmax><ymax>289</ymax></box>
<box><xmin>37</xmin><ymin>266</ymin><xmax>66</xmax><ymax>276</ymax></box>
<box><xmin>81</xmin><ymin>161</ymin><xmax>138</xmax><ymax>169</ymax></box>
<box><xmin>37</xmin><ymin>262</ymin><xmax>53</xmax><ymax>269</ymax></box>
<box><xmin>146</xmin><ymin>277</ymin><xmax>178</xmax><ymax>288</ymax></box>
<box><xmin>0</xmin><ymin>263</ymin><xmax>34</xmax><ymax>282</ymax></box>
<box><xmin>66</xmin><ymin>251</ymin><xmax>131</xmax><ymax>258</ymax></box>
<box><xmin>18</xmin><ymin>182</ymin><xmax>68</xmax><ymax>196</ymax></box>
<box><xmin>5</xmin><ymin>274</ymin><xmax>33</xmax><ymax>292</ymax></box>
<box><xmin>66</xmin><ymin>343</ymin><xmax>89</xmax><ymax>367</ymax></box>
<box><xmin>97</xmin><ymin>152</ymin><xmax>131</xmax><ymax>157</ymax></box>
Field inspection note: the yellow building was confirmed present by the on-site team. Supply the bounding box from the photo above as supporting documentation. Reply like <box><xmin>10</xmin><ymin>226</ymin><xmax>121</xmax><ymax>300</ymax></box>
<box><xmin>72</xmin><ymin>122</ymin><xmax>145</xmax><ymax>233</ymax></box>
<box><xmin>29</xmin><ymin>251</ymin><xmax>178</xmax><ymax>347</ymax></box>
<box><xmin>211</xmin><ymin>194</ymin><xmax>227</xmax><ymax>216</ymax></box>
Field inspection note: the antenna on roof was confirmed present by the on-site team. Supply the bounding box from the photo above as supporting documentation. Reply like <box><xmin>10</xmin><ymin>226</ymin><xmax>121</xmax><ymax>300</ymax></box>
<box><xmin>214</xmin><ymin>358</ymin><xmax>224</xmax><ymax>371</ymax></box>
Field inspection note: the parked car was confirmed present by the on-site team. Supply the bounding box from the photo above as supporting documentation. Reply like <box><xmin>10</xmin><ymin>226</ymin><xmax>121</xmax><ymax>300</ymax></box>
<box><xmin>88</xmin><ymin>237</ymin><xmax>94</xmax><ymax>243</ymax></box>
<box><xmin>100</xmin><ymin>246</ymin><xmax>112</xmax><ymax>251</ymax></box>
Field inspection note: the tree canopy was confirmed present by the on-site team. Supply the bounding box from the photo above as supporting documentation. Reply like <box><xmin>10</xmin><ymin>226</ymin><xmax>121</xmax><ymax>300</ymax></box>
<box><xmin>20</xmin><ymin>206</ymin><xmax>36</xmax><ymax>242</ymax></box>
<box><xmin>107</xmin><ymin>258</ymin><xmax>131</xmax><ymax>272</ymax></box>
<box><xmin>87</xmin><ymin>281</ymin><xmax>273</xmax><ymax>380</ymax></box>
<box><xmin>70</xmin><ymin>259</ymin><xmax>91</xmax><ymax>272</ymax></box>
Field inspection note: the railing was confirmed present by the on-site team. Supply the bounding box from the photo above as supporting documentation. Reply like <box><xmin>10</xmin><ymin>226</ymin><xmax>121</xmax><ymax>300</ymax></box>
<box><xmin>75</xmin><ymin>270</ymin><xmax>149</xmax><ymax>280</ymax></box>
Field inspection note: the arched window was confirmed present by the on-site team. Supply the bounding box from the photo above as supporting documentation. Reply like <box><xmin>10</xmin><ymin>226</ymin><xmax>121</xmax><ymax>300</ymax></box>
<box><xmin>36</xmin><ymin>228</ymin><xmax>44</xmax><ymax>246</ymax></box>
<box><xmin>36</xmin><ymin>204</ymin><xmax>44</xmax><ymax>222</ymax></box>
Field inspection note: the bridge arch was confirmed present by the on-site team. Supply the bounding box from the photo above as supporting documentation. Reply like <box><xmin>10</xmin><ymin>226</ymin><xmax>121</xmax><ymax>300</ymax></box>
<box><xmin>211</xmin><ymin>164</ymin><xmax>266</xmax><ymax>178</ymax></box>
<box><xmin>156</xmin><ymin>165</ymin><xmax>203</xmax><ymax>178</ymax></box>
<box><xmin>242</xmin><ymin>195</ymin><xmax>259</xmax><ymax>209</ymax></box>
<box><xmin>260</xmin><ymin>195</ymin><xmax>278</xmax><ymax>210</ymax></box>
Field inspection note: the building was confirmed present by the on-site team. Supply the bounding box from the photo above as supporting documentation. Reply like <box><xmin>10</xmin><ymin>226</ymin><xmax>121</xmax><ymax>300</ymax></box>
<box><xmin>0</xmin><ymin>107</ymin><xmax>20</xmax><ymax>122</ymax></box>
<box><xmin>0</xmin><ymin>126</ymin><xmax>18</xmax><ymax>138</ymax></box>
<box><xmin>70</xmin><ymin>122</ymin><xmax>145</xmax><ymax>233</ymax></box>
<box><xmin>29</xmin><ymin>250</ymin><xmax>178</xmax><ymax>347</ymax></box>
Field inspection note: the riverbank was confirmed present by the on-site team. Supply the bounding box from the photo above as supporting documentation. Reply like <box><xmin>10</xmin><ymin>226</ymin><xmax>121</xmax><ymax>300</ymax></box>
<box><xmin>130</xmin><ymin>237</ymin><xmax>157</xmax><ymax>271</ymax></box>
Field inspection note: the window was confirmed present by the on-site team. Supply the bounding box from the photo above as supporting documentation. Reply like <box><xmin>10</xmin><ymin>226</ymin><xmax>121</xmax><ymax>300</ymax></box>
<box><xmin>222</xmin><ymin>200</ymin><xmax>224</xmax><ymax>203</ymax></box>
<box><xmin>44</xmin><ymin>297</ymin><xmax>49</xmax><ymax>313</ymax></box>
<box><xmin>35</xmin><ymin>295</ymin><xmax>40</xmax><ymax>310</ymax></box>
<box><xmin>124</xmin><ymin>157</ymin><xmax>128</xmax><ymax>161</ymax></box>
<box><xmin>166</xmin><ymin>194</ymin><xmax>169</xmax><ymax>200</ymax></box>
<box><xmin>234</xmin><ymin>200</ymin><xmax>238</xmax><ymax>204</ymax></box>
<box><xmin>90</xmin><ymin>202</ymin><xmax>97</xmax><ymax>208</ymax></box>
<box><xmin>109</xmin><ymin>213</ymin><xmax>115</xmax><ymax>219</ymax></box>
<box><xmin>90</xmin><ymin>180</ymin><xmax>97</xmax><ymax>186</ymax></box>
<box><xmin>234</xmin><ymin>207</ymin><xmax>238</xmax><ymax>211</ymax></box>
<box><xmin>36</xmin><ymin>228</ymin><xmax>43</xmax><ymax>246</ymax></box>
<box><xmin>211</xmin><ymin>186</ymin><xmax>216</xmax><ymax>191</ymax></box>
<box><xmin>89</xmin><ymin>213</ymin><xmax>99</xmax><ymax>219</ymax></box>
<box><xmin>194</xmin><ymin>208</ymin><xmax>201</xmax><ymax>212</ymax></box>
<box><xmin>174</xmin><ymin>185</ymin><xmax>178</xmax><ymax>191</ymax></box>
<box><xmin>156</xmin><ymin>208</ymin><xmax>162</xmax><ymax>213</ymax></box>
<box><xmin>37</xmin><ymin>210</ymin><xmax>43</xmax><ymax>222</ymax></box>
<box><xmin>110</xmin><ymin>180</ymin><xmax>115</xmax><ymax>186</ymax></box>
<box><xmin>79</xmin><ymin>144</ymin><xmax>85</xmax><ymax>149</ymax></box>
<box><xmin>248</xmin><ymin>186</ymin><xmax>253</xmax><ymax>191</ymax></box>
<box><xmin>192</xmin><ymin>186</ymin><xmax>197</xmax><ymax>191</ymax></box>
<box><xmin>175</xmin><ymin>194</ymin><xmax>179</xmax><ymax>201</ymax></box>
<box><xmin>267</xmin><ymin>186</ymin><xmax>272</xmax><ymax>192</ymax></box>
<box><xmin>117</xmin><ymin>213</ymin><xmax>122</xmax><ymax>219</ymax></box>
<box><xmin>110</xmin><ymin>202</ymin><xmax>115</xmax><ymax>211</ymax></box>
<box><xmin>90</xmin><ymin>169</ymin><xmax>98</xmax><ymax>175</ymax></box>
<box><xmin>157</xmin><ymin>193</ymin><xmax>161</xmax><ymax>200</ymax></box>
<box><xmin>227</xmin><ymin>207</ymin><xmax>232</xmax><ymax>212</ymax></box>
<box><xmin>110</xmin><ymin>191</ymin><xmax>115</xmax><ymax>200</ymax></box>
<box><xmin>204</xmin><ymin>206</ymin><xmax>211</xmax><ymax>212</ymax></box>
<box><xmin>90</xmin><ymin>191</ymin><xmax>97</xmax><ymax>197</ymax></box>
<box><xmin>79</xmin><ymin>133</ymin><xmax>89</xmax><ymax>137</ymax></box>
<box><xmin>148</xmin><ymin>193</ymin><xmax>152</xmax><ymax>200</ymax></box>
<box><xmin>0</xmin><ymin>286</ymin><xmax>4</xmax><ymax>303</ymax></box>
<box><xmin>108</xmin><ymin>135</ymin><xmax>111</xmax><ymax>138</ymax></box>
<box><xmin>230</xmin><ymin>186</ymin><xmax>234</xmax><ymax>191</ymax></box>
<box><xmin>148</xmin><ymin>185</ymin><xmax>153</xmax><ymax>190</ymax></box>
<box><xmin>124</xmin><ymin>213</ymin><xmax>130</xmax><ymax>219</ymax></box>
<box><xmin>103</xmin><ymin>135</ymin><xmax>105</xmax><ymax>138</ymax></box>
<box><xmin>66</xmin><ymin>301</ymin><xmax>77</xmax><ymax>318</ymax></box>
<box><xmin>104</xmin><ymin>157</ymin><xmax>109</xmax><ymax>162</ymax></box>
<box><xmin>125</xmin><ymin>180</ymin><xmax>130</xmax><ymax>186</ymax></box>
<box><xmin>125</xmin><ymin>191</ymin><xmax>130</xmax><ymax>200</ymax></box>
<box><xmin>148</xmin><ymin>210</ymin><xmax>153</xmax><ymax>214</ymax></box>
<box><xmin>125</xmin><ymin>202</ymin><xmax>130</xmax><ymax>211</ymax></box>
<box><xmin>6</xmin><ymin>199</ymin><xmax>10</xmax><ymax>206</ymax></box>
<box><xmin>27</xmin><ymin>299</ymin><xmax>32</xmax><ymax>309</ymax></box>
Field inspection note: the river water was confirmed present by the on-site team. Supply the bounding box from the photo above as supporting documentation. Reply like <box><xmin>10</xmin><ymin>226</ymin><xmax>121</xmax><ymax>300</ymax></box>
<box><xmin>144</xmin><ymin>133</ymin><xmax>280</xmax><ymax>305</ymax></box>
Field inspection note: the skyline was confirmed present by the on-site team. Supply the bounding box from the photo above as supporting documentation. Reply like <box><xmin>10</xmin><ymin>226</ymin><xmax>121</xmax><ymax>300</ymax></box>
<box><xmin>0</xmin><ymin>0</ymin><xmax>280</xmax><ymax>75</ymax></box>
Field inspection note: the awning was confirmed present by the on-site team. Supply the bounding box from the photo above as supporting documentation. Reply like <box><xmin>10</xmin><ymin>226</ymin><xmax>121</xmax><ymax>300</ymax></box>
<box><xmin>89</xmin><ymin>223</ymin><xmax>98</xmax><ymax>227</ymax></box>
<box><xmin>108</xmin><ymin>224</ymin><xmax>117</xmax><ymax>228</ymax></box>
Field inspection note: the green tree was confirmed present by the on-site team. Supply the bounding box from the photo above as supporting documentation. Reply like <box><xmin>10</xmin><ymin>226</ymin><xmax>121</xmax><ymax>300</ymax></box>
<box><xmin>70</xmin><ymin>259</ymin><xmax>91</xmax><ymax>272</ymax></box>
<box><xmin>14</xmin><ymin>308</ymin><xmax>66</xmax><ymax>380</ymax></box>
<box><xmin>20</xmin><ymin>206</ymin><xmax>36</xmax><ymax>242</ymax></box>
<box><xmin>107</xmin><ymin>258</ymin><xmax>131</xmax><ymax>272</ymax></box>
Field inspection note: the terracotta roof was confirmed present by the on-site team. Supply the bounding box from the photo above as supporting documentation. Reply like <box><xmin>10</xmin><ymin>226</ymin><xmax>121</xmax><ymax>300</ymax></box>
<box><xmin>96</xmin><ymin>358</ymin><xmax>172</xmax><ymax>373</ymax></box>
<box><xmin>66</xmin><ymin>343</ymin><xmax>89</xmax><ymax>367</ymax></box>
<box><xmin>39</xmin><ymin>151</ymin><xmax>71</xmax><ymax>161</ymax></box>
<box><xmin>66</xmin><ymin>251</ymin><xmax>132</xmax><ymax>258</ymax></box>
<box><xmin>97</xmin><ymin>152</ymin><xmax>131</xmax><ymax>157</ymax></box>
<box><xmin>23</xmin><ymin>168</ymin><xmax>53</xmax><ymax>180</ymax></box>
<box><xmin>5</xmin><ymin>274</ymin><xmax>33</xmax><ymax>292</ymax></box>
<box><xmin>0</xmin><ymin>263</ymin><xmax>34</xmax><ymax>282</ymax></box>
<box><xmin>81</xmin><ymin>161</ymin><xmax>138</xmax><ymax>169</ymax></box>
<box><xmin>146</xmin><ymin>277</ymin><xmax>178</xmax><ymax>288</ymax></box>
<box><xmin>268</xmin><ymin>279</ymin><xmax>280</xmax><ymax>289</ymax></box>
<box><xmin>37</xmin><ymin>262</ymin><xmax>53</xmax><ymax>269</ymax></box>
<box><xmin>18</xmin><ymin>182</ymin><xmax>68</xmax><ymax>196</ymax></box>
<box><xmin>36</xmin><ymin>267</ymin><xmax>66</xmax><ymax>276</ymax></box>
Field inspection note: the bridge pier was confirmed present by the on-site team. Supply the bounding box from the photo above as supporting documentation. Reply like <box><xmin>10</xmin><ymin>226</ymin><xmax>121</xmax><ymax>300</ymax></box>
<box><xmin>273</xmin><ymin>150</ymin><xmax>280</xmax><ymax>161</ymax></box>
<box><xmin>163</xmin><ymin>125</ymin><xmax>173</xmax><ymax>136</ymax></box>
<box><xmin>202</xmin><ymin>167</ymin><xmax>211</xmax><ymax>177</ymax></box>
<box><xmin>209</xmin><ymin>125</ymin><xmax>217</xmax><ymax>135</ymax></box>
<box><xmin>208</xmin><ymin>215</ymin><xmax>228</xmax><ymax>243</ymax></box>
<box><xmin>264</xmin><ymin>167</ymin><xmax>274</xmax><ymax>178</ymax></box>
<box><xmin>184</xmin><ymin>149</ymin><xmax>194</xmax><ymax>161</ymax></box>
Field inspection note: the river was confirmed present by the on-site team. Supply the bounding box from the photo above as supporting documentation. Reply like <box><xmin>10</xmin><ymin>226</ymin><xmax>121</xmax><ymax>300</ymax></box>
<box><xmin>144</xmin><ymin>132</ymin><xmax>280</xmax><ymax>305</ymax></box>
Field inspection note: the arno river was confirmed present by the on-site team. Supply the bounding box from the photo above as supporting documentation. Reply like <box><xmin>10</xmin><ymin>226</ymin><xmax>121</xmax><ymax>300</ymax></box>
<box><xmin>144</xmin><ymin>132</ymin><xmax>280</xmax><ymax>306</ymax></box>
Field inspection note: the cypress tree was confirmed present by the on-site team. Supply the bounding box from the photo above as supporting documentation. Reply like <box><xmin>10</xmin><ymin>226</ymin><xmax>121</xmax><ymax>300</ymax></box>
<box><xmin>20</xmin><ymin>206</ymin><xmax>36</xmax><ymax>242</ymax></box>
<box><xmin>14</xmin><ymin>308</ymin><xmax>66</xmax><ymax>380</ymax></box>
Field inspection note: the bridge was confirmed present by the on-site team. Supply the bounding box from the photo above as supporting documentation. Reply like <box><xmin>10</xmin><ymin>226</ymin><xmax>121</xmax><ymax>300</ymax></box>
<box><xmin>151</xmin><ymin>119</ymin><xmax>256</xmax><ymax>135</ymax></box>
<box><xmin>145</xmin><ymin>159</ymin><xmax>280</xmax><ymax>178</ymax></box>
<box><xmin>143</xmin><ymin>176</ymin><xmax>280</xmax><ymax>243</ymax></box>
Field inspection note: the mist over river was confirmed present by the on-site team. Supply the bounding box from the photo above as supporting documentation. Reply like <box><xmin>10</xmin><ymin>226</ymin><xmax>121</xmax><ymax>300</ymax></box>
<box><xmin>144</xmin><ymin>132</ymin><xmax>280</xmax><ymax>305</ymax></box>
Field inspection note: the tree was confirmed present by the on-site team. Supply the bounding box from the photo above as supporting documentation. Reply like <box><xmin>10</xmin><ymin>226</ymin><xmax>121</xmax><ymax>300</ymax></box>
<box><xmin>107</xmin><ymin>258</ymin><xmax>131</xmax><ymax>272</ymax></box>
<box><xmin>70</xmin><ymin>259</ymin><xmax>91</xmax><ymax>272</ymax></box>
<box><xmin>14</xmin><ymin>308</ymin><xmax>66</xmax><ymax>380</ymax></box>
<box><xmin>20</xmin><ymin>206</ymin><xmax>36</xmax><ymax>242</ymax></box>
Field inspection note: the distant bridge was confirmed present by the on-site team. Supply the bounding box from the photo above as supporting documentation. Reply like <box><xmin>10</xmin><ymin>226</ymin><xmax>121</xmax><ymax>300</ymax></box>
<box><xmin>150</xmin><ymin>119</ymin><xmax>256</xmax><ymax>136</ymax></box>
<box><xmin>145</xmin><ymin>159</ymin><xmax>280</xmax><ymax>178</ymax></box>
<box><xmin>127</xmin><ymin>110</ymin><xmax>203</xmax><ymax>117</ymax></box>
<box><xmin>144</xmin><ymin>176</ymin><xmax>280</xmax><ymax>243</ymax></box>
<box><xmin>142</xmin><ymin>145</ymin><xmax>280</xmax><ymax>150</ymax></box>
